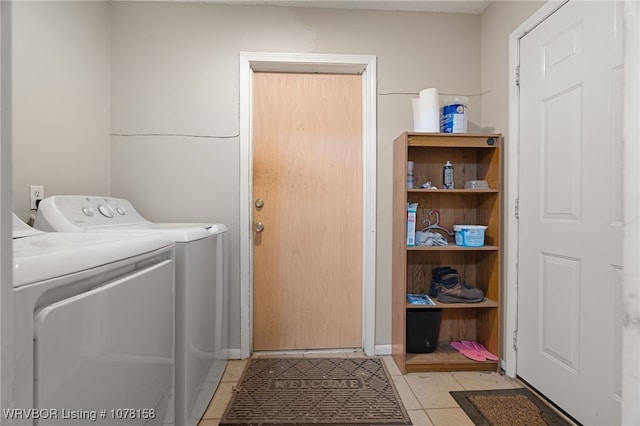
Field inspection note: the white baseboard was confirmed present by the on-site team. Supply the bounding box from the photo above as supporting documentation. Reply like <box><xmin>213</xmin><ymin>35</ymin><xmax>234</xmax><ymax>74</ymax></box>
<box><xmin>374</xmin><ymin>344</ymin><xmax>392</xmax><ymax>356</ymax></box>
<box><xmin>225</xmin><ymin>346</ymin><xmax>392</xmax><ymax>359</ymax></box>
<box><xmin>225</xmin><ymin>348</ymin><xmax>243</xmax><ymax>360</ymax></box>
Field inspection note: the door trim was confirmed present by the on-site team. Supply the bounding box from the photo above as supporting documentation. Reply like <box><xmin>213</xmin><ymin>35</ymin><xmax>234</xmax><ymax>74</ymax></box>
<box><xmin>239</xmin><ymin>52</ymin><xmax>377</xmax><ymax>358</ymax></box>
<box><xmin>506</xmin><ymin>0</ymin><xmax>569</xmax><ymax>378</ymax></box>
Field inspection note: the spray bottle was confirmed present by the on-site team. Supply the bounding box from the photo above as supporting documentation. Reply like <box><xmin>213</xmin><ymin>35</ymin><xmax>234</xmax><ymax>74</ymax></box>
<box><xmin>443</xmin><ymin>161</ymin><xmax>454</xmax><ymax>189</ymax></box>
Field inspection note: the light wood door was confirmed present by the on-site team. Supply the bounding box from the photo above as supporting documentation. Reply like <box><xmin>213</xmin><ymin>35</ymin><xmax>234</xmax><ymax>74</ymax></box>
<box><xmin>252</xmin><ymin>72</ymin><xmax>362</xmax><ymax>351</ymax></box>
<box><xmin>517</xmin><ymin>2</ymin><xmax>623</xmax><ymax>424</ymax></box>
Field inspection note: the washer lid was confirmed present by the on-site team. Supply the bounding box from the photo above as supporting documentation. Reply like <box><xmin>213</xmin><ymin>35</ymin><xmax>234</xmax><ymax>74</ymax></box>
<box><xmin>13</xmin><ymin>232</ymin><xmax>174</xmax><ymax>288</ymax></box>
<box><xmin>120</xmin><ymin>222</ymin><xmax>229</xmax><ymax>240</ymax></box>
<box><xmin>77</xmin><ymin>223</ymin><xmax>217</xmax><ymax>242</ymax></box>
<box><xmin>12</xmin><ymin>213</ymin><xmax>43</xmax><ymax>238</ymax></box>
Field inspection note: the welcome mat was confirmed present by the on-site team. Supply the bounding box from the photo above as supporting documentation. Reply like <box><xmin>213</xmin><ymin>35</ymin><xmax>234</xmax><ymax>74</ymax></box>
<box><xmin>220</xmin><ymin>357</ymin><xmax>412</xmax><ymax>425</ymax></box>
<box><xmin>450</xmin><ymin>388</ymin><xmax>572</xmax><ymax>426</ymax></box>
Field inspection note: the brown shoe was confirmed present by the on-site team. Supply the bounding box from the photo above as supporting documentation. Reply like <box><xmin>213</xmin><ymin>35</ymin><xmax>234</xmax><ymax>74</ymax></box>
<box><xmin>436</xmin><ymin>280</ymin><xmax>484</xmax><ymax>303</ymax></box>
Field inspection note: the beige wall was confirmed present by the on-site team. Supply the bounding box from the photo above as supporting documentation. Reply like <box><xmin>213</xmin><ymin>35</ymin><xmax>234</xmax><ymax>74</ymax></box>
<box><xmin>108</xmin><ymin>2</ymin><xmax>482</xmax><ymax>351</ymax></box>
<box><xmin>480</xmin><ymin>1</ymin><xmax>546</xmax><ymax>135</ymax></box>
<box><xmin>1</xmin><ymin>0</ymin><xmax>13</xmax><ymax>406</ymax></box>
<box><xmin>11</xmin><ymin>0</ymin><xmax>558</xmax><ymax>354</ymax></box>
<box><xmin>4</xmin><ymin>0</ymin><xmax>640</xmax><ymax>421</ymax></box>
<box><xmin>12</xmin><ymin>1</ymin><xmax>111</xmax><ymax>221</ymax></box>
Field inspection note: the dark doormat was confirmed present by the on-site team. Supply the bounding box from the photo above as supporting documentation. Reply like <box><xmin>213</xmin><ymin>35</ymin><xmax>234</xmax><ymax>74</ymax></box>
<box><xmin>220</xmin><ymin>357</ymin><xmax>412</xmax><ymax>425</ymax></box>
<box><xmin>450</xmin><ymin>388</ymin><xmax>573</xmax><ymax>426</ymax></box>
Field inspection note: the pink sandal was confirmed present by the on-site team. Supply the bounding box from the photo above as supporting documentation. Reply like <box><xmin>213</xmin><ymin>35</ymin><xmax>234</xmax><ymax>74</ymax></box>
<box><xmin>461</xmin><ymin>340</ymin><xmax>499</xmax><ymax>361</ymax></box>
<box><xmin>451</xmin><ymin>341</ymin><xmax>486</xmax><ymax>362</ymax></box>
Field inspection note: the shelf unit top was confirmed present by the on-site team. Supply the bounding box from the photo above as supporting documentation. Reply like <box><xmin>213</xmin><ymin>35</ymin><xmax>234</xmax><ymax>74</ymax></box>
<box><xmin>405</xmin><ymin>132</ymin><xmax>502</xmax><ymax>148</ymax></box>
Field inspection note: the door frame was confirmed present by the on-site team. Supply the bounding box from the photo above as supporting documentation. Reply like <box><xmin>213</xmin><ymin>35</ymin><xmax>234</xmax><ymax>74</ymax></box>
<box><xmin>238</xmin><ymin>52</ymin><xmax>377</xmax><ymax>358</ymax></box>
<box><xmin>506</xmin><ymin>0</ymin><xmax>569</xmax><ymax>379</ymax></box>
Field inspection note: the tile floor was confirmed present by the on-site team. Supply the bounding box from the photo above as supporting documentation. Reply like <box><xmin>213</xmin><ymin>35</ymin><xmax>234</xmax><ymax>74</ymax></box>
<box><xmin>197</xmin><ymin>352</ymin><xmax>528</xmax><ymax>426</ymax></box>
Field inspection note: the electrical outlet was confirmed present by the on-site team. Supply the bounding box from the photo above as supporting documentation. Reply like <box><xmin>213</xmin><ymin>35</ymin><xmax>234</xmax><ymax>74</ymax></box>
<box><xmin>30</xmin><ymin>185</ymin><xmax>44</xmax><ymax>210</ymax></box>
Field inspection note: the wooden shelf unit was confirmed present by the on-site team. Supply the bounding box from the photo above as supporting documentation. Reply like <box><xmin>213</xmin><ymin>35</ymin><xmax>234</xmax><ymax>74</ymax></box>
<box><xmin>392</xmin><ymin>132</ymin><xmax>503</xmax><ymax>373</ymax></box>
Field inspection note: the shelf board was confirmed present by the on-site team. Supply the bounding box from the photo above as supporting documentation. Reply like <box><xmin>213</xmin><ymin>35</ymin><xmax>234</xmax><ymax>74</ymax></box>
<box><xmin>405</xmin><ymin>347</ymin><xmax>499</xmax><ymax>373</ymax></box>
<box><xmin>406</xmin><ymin>297</ymin><xmax>498</xmax><ymax>310</ymax></box>
<box><xmin>408</xmin><ymin>189</ymin><xmax>499</xmax><ymax>194</ymax></box>
<box><xmin>407</xmin><ymin>245</ymin><xmax>499</xmax><ymax>251</ymax></box>
<box><xmin>406</xmin><ymin>133</ymin><xmax>502</xmax><ymax>148</ymax></box>
<box><xmin>407</xmin><ymin>132</ymin><xmax>501</xmax><ymax>138</ymax></box>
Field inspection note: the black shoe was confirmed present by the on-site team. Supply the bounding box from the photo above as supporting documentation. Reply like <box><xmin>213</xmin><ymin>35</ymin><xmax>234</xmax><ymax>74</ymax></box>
<box><xmin>429</xmin><ymin>266</ymin><xmax>458</xmax><ymax>297</ymax></box>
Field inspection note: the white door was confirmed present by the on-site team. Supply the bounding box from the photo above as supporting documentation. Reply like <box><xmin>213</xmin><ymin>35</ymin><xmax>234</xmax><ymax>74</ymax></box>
<box><xmin>517</xmin><ymin>1</ymin><xmax>624</xmax><ymax>424</ymax></box>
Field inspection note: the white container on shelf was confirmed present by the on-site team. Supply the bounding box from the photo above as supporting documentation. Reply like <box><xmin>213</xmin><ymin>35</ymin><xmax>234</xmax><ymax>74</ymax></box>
<box><xmin>453</xmin><ymin>225</ymin><xmax>487</xmax><ymax>247</ymax></box>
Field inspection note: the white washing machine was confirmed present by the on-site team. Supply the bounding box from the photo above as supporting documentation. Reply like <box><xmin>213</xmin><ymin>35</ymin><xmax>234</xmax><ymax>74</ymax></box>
<box><xmin>12</xmin><ymin>214</ymin><xmax>175</xmax><ymax>425</ymax></box>
<box><xmin>34</xmin><ymin>196</ymin><xmax>229</xmax><ymax>426</ymax></box>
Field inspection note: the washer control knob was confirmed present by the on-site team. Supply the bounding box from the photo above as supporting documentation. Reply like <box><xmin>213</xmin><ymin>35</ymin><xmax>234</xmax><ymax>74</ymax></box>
<box><xmin>81</xmin><ymin>207</ymin><xmax>94</xmax><ymax>217</ymax></box>
<box><xmin>116</xmin><ymin>207</ymin><xmax>126</xmax><ymax>215</ymax></box>
<box><xmin>98</xmin><ymin>204</ymin><xmax>114</xmax><ymax>218</ymax></box>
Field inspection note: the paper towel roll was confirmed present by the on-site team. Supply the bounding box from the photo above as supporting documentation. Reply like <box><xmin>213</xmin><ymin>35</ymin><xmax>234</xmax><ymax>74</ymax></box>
<box><xmin>411</xmin><ymin>98</ymin><xmax>423</xmax><ymax>132</ymax></box>
<box><xmin>418</xmin><ymin>88</ymin><xmax>440</xmax><ymax>132</ymax></box>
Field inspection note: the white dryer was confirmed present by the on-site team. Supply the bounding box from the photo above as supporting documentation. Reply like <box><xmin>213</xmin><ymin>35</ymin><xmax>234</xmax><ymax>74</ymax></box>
<box><xmin>34</xmin><ymin>196</ymin><xmax>229</xmax><ymax>426</ymax></box>
<box><xmin>12</xmin><ymin>214</ymin><xmax>175</xmax><ymax>425</ymax></box>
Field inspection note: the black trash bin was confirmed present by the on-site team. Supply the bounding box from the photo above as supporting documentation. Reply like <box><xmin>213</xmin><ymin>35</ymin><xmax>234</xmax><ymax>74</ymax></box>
<box><xmin>406</xmin><ymin>308</ymin><xmax>442</xmax><ymax>353</ymax></box>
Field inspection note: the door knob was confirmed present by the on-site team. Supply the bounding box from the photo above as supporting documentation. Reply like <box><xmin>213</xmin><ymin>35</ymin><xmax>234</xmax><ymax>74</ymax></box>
<box><xmin>254</xmin><ymin>222</ymin><xmax>264</xmax><ymax>233</ymax></box>
<box><xmin>255</xmin><ymin>199</ymin><xmax>264</xmax><ymax>209</ymax></box>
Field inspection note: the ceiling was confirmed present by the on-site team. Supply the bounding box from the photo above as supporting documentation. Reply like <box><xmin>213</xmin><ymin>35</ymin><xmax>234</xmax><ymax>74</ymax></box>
<box><xmin>202</xmin><ymin>1</ymin><xmax>494</xmax><ymax>14</ymax></box>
